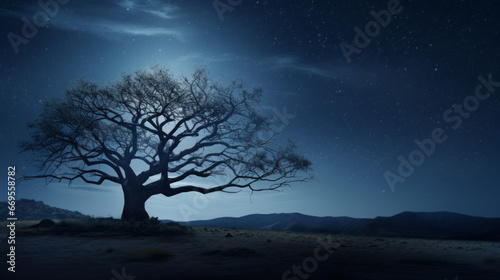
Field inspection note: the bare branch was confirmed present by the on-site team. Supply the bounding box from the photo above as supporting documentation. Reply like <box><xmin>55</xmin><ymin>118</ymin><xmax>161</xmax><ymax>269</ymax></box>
<box><xmin>20</xmin><ymin>66</ymin><xmax>313</xmax><ymax>220</ymax></box>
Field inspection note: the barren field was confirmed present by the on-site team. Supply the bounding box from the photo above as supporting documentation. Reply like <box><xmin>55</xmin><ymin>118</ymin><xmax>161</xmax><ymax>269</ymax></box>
<box><xmin>1</xmin><ymin>220</ymin><xmax>500</xmax><ymax>280</ymax></box>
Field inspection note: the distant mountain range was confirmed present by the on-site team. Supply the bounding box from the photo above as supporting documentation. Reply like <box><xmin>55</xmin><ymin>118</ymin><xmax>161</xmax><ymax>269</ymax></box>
<box><xmin>2</xmin><ymin>199</ymin><xmax>498</xmax><ymax>241</ymax></box>
<box><xmin>0</xmin><ymin>199</ymin><xmax>89</xmax><ymax>220</ymax></box>
<box><xmin>175</xmin><ymin>212</ymin><xmax>500</xmax><ymax>241</ymax></box>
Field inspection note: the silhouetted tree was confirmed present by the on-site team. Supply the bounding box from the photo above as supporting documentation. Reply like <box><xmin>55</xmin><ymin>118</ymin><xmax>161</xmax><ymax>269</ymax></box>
<box><xmin>20</xmin><ymin>67</ymin><xmax>312</xmax><ymax>221</ymax></box>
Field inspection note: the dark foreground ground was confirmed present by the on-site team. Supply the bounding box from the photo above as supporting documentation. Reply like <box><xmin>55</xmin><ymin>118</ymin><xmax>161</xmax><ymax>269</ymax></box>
<box><xmin>1</xmin><ymin>220</ymin><xmax>499</xmax><ymax>280</ymax></box>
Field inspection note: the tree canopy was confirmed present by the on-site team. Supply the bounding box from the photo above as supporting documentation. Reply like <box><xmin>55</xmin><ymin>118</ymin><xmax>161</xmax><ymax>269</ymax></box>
<box><xmin>21</xmin><ymin>67</ymin><xmax>312</xmax><ymax>220</ymax></box>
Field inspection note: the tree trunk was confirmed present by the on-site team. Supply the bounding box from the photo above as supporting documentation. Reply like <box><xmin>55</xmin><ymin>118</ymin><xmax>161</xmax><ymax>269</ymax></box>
<box><xmin>121</xmin><ymin>184</ymin><xmax>149</xmax><ymax>221</ymax></box>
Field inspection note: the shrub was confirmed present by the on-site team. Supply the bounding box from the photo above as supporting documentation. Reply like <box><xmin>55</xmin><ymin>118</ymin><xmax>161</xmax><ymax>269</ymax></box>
<box><xmin>127</xmin><ymin>248</ymin><xmax>172</xmax><ymax>262</ymax></box>
<box><xmin>19</xmin><ymin>217</ymin><xmax>191</xmax><ymax>237</ymax></box>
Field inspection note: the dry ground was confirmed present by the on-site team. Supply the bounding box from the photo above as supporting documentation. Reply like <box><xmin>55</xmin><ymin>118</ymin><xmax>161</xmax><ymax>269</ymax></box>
<box><xmin>1</xmin><ymin>220</ymin><xmax>499</xmax><ymax>280</ymax></box>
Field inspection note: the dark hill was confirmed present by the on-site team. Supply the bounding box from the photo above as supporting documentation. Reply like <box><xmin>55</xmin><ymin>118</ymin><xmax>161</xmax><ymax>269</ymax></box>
<box><xmin>178</xmin><ymin>211</ymin><xmax>500</xmax><ymax>241</ymax></box>
<box><xmin>0</xmin><ymin>199</ymin><xmax>89</xmax><ymax>220</ymax></box>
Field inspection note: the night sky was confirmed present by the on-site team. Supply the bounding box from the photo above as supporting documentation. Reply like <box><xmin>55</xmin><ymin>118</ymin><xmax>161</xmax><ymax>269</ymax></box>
<box><xmin>1</xmin><ymin>0</ymin><xmax>499</xmax><ymax>221</ymax></box>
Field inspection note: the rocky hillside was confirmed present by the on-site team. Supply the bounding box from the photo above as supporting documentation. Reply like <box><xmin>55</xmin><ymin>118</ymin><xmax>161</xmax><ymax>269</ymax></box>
<box><xmin>0</xmin><ymin>199</ymin><xmax>89</xmax><ymax>220</ymax></box>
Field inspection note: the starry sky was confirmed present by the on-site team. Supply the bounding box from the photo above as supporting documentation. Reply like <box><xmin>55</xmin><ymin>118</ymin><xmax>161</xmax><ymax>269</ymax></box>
<box><xmin>1</xmin><ymin>0</ymin><xmax>499</xmax><ymax>221</ymax></box>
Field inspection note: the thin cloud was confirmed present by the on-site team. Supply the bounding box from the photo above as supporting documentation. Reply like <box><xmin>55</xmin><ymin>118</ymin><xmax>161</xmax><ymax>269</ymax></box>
<box><xmin>144</xmin><ymin>8</ymin><xmax>178</xmax><ymax>19</ymax></box>
<box><xmin>116</xmin><ymin>0</ymin><xmax>179</xmax><ymax>19</ymax></box>
<box><xmin>260</xmin><ymin>55</ymin><xmax>298</xmax><ymax>67</ymax></box>
<box><xmin>2</xmin><ymin>0</ymin><xmax>184</xmax><ymax>40</ymax></box>
<box><xmin>172</xmin><ymin>53</ymin><xmax>241</xmax><ymax>66</ymax></box>
<box><xmin>292</xmin><ymin>64</ymin><xmax>336</xmax><ymax>78</ymax></box>
<box><xmin>259</xmin><ymin>55</ymin><xmax>369</xmax><ymax>80</ymax></box>
<box><xmin>66</xmin><ymin>185</ymin><xmax>115</xmax><ymax>193</ymax></box>
<box><xmin>48</xmin><ymin>16</ymin><xmax>185</xmax><ymax>40</ymax></box>
<box><xmin>96</xmin><ymin>21</ymin><xmax>183</xmax><ymax>37</ymax></box>
<box><xmin>47</xmin><ymin>183</ymin><xmax>119</xmax><ymax>193</ymax></box>
<box><xmin>116</xmin><ymin>0</ymin><xmax>136</xmax><ymax>9</ymax></box>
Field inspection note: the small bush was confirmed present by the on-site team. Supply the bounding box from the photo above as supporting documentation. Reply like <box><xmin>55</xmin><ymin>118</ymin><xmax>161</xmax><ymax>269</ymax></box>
<box><xmin>127</xmin><ymin>248</ymin><xmax>172</xmax><ymax>262</ymax></box>
<box><xmin>223</xmin><ymin>247</ymin><xmax>256</xmax><ymax>257</ymax></box>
